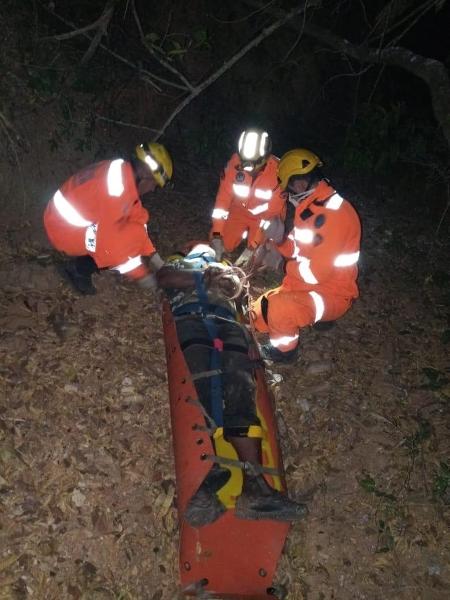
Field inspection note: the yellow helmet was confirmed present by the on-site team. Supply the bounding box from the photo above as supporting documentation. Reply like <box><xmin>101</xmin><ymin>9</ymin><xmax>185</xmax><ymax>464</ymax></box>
<box><xmin>278</xmin><ymin>148</ymin><xmax>323</xmax><ymax>190</ymax></box>
<box><xmin>135</xmin><ymin>142</ymin><xmax>173</xmax><ymax>187</ymax></box>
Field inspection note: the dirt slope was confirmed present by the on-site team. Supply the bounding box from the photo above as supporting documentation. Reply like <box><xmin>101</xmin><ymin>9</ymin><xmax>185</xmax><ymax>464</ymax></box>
<box><xmin>0</xmin><ymin>175</ymin><xmax>449</xmax><ymax>600</ymax></box>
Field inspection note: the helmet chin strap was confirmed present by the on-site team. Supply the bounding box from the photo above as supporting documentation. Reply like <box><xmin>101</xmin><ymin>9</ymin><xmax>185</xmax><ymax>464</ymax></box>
<box><xmin>288</xmin><ymin>185</ymin><xmax>317</xmax><ymax>207</ymax></box>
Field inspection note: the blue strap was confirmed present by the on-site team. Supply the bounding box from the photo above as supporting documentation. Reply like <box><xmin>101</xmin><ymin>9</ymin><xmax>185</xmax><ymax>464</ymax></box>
<box><xmin>187</xmin><ymin>271</ymin><xmax>224</xmax><ymax>427</ymax></box>
<box><xmin>203</xmin><ymin>317</ymin><xmax>224</xmax><ymax>427</ymax></box>
<box><xmin>193</xmin><ymin>271</ymin><xmax>208</xmax><ymax>306</ymax></box>
<box><xmin>186</xmin><ymin>252</ymin><xmax>215</xmax><ymax>263</ymax></box>
<box><xmin>173</xmin><ymin>302</ymin><xmax>235</xmax><ymax>321</ymax></box>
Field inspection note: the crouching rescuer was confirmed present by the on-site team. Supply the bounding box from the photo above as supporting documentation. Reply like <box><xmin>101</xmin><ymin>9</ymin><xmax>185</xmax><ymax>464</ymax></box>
<box><xmin>43</xmin><ymin>142</ymin><xmax>173</xmax><ymax>294</ymax></box>
<box><xmin>156</xmin><ymin>244</ymin><xmax>307</xmax><ymax>528</ymax></box>
<box><xmin>252</xmin><ymin>148</ymin><xmax>362</xmax><ymax>364</ymax></box>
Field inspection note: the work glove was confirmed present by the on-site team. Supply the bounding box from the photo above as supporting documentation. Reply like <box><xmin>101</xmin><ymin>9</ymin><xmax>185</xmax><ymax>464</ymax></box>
<box><xmin>210</xmin><ymin>236</ymin><xmax>225</xmax><ymax>261</ymax></box>
<box><xmin>235</xmin><ymin>247</ymin><xmax>254</xmax><ymax>268</ymax></box>
<box><xmin>204</xmin><ymin>265</ymin><xmax>241</xmax><ymax>299</ymax></box>
<box><xmin>263</xmin><ymin>217</ymin><xmax>285</xmax><ymax>244</ymax></box>
<box><xmin>137</xmin><ymin>273</ymin><xmax>158</xmax><ymax>291</ymax></box>
<box><xmin>148</xmin><ymin>252</ymin><xmax>165</xmax><ymax>271</ymax></box>
<box><xmin>259</xmin><ymin>243</ymin><xmax>284</xmax><ymax>271</ymax></box>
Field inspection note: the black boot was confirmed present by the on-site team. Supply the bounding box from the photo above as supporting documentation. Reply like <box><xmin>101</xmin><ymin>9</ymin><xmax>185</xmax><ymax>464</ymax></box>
<box><xmin>60</xmin><ymin>256</ymin><xmax>97</xmax><ymax>295</ymax></box>
<box><xmin>259</xmin><ymin>343</ymin><xmax>299</xmax><ymax>364</ymax></box>
<box><xmin>183</xmin><ymin>466</ymin><xmax>230</xmax><ymax>528</ymax></box>
<box><xmin>313</xmin><ymin>321</ymin><xmax>335</xmax><ymax>332</ymax></box>
<box><xmin>235</xmin><ymin>477</ymin><xmax>308</xmax><ymax>522</ymax></box>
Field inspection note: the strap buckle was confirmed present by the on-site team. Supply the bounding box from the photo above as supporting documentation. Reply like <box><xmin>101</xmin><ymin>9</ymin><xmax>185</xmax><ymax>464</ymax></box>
<box><xmin>213</xmin><ymin>338</ymin><xmax>224</xmax><ymax>351</ymax></box>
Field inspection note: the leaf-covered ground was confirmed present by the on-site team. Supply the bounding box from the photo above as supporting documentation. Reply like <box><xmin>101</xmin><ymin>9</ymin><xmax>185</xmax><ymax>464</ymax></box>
<box><xmin>0</xmin><ymin>170</ymin><xmax>449</xmax><ymax>600</ymax></box>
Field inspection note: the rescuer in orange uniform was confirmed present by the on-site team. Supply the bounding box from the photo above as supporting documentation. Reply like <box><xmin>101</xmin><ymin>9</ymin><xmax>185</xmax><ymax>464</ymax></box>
<box><xmin>210</xmin><ymin>128</ymin><xmax>286</xmax><ymax>264</ymax></box>
<box><xmin>44</xmin><ymin>142</ymin><xmax>173</xmax><ymax>295</ymax></box>
<box><xmin>251</xmin><ymin>148</ymin><xmax>361</xmax><ymax>363</ymax></box>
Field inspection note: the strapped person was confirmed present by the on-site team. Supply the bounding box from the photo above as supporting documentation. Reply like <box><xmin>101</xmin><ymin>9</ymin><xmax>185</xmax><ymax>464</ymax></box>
<box><xmin>156</xmin><ymin>243</ymin><xmax>307</xmax><ymax>527</ymax></box>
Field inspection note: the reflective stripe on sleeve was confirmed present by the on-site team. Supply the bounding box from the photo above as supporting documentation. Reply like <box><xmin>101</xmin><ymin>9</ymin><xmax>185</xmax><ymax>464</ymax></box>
<box><xmin>334</xmin><ymin>251</ymin><xmax>360</xmax><ymax>266</ymax></box>
<box><xmin>308</xmin><ymin>291</ymin><xmax>325</xmax><ymax>322</ymax></box>
<box><xmin>270</xmin><ymin>334</ymin><xmax>299</xmax><ymax>349</ymax></box>
<box><xmin>294</xmin><ymin>227</ymin><xmax>314</xmax><ymax>243</ymax></box>
<box><xmin>212</xmin><ymin>208</ymin><xmax>229</xmax><ymax>220</ymax></box>
<box><xmin>325</xmin><ymin>193</ymin><xmax>344</xmax><ymax>210</ymax></box>
<box><xmin>53</xmin><ymin>190</ymin><xmax>93</xmax><ymax>227</ymax></box>
<box><xmin>232</xmin><ymin>183</ymin><xmax>251</xmax><ymax>198</ymax></box>
<box><xmin>254</xmin><ymin>188</ymin><xmax>273</xmax><ymax>200</ymax></box>
<box><xmin>297</xmin><ymin>256</ymin><xmax>318</xmax><ymax>284</ymax></box>
<box><xmin>107</xmin><ymin>159</ymin><xmax>125</xmax><ymax>197</ymax></box>
<box><xmin>249</xmin><ymin>202</ymin><xmax>269</xmax><ymax>215</ymax></box>
<box><xmin>114</xmin><ymin>256</ymin><xmax>142</xmax><ymax>274</ymax></box>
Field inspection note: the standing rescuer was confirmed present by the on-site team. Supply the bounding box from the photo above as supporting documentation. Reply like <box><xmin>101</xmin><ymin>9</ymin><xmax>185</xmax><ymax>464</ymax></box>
<box><xmin>210</xmin><ymin>128</ymin><xmax>286</xmax><ymax>264</ymax></box>
<box><xmin>43</xmin><ymin>142</ymin><xmax>173</xmax><ymax>295</ymax></box>
<box><xmin>251</xmin><ymin>148</ymin><xmax>362</xmax><ymax>364</ymax></box>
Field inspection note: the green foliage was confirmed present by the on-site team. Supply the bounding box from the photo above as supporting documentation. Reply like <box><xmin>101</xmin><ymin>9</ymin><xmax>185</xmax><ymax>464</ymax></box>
<box><xmin>339</xmin><ymin>102</ymin><xmax>438</xmax><ymax>174</ymax></box>
<box><xmin>376</xmin><ymin>519</ymin><xmax>395</xmax><ymax>553</ymax></box>
<box><xmin>433</xmin><ymin>461</ymin><xmax>450</xmax><ymax>502</ymax></box>
<box><xmin>420</xmin><ymin>367</ymin><xmax>449</xmax><ymax>390</ymax></box>
<box><xmin>26</xmin><ymin>66</ymin><xmax>60</xmax><ymax>99</ymax></box>
<box><xmin>144</xmin><ymin>29</ymin><xmax>211</xmax><ymax>62</ymax></box>
<box><xmin>429</xmin><ymin>270</ymin><xmax>450</xmax><ymax>288</ymax></box>
<box><xmin>359</xmin><ymin>474</ymin><xmax>397</xmax><ymax>501</ymax></box>
<box><xmin>402</xmin><ymin>418</ymin><xmax>432</xmax><ymax>455</ymax></box>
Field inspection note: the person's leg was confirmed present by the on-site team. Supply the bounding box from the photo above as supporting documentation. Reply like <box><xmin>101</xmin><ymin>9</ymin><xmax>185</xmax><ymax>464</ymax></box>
<box><xmin>251</xmin><ymin>287</ymin><xmax>312</xmax><ymax>362</ymax></box>
<box><xmin>252</xmin><ymin>288</ymin><xmax>354</xmax><ymax>363</ymax></box>
<box><xmin>220</xmin><ymin>322</ymin><xmax>307</xmax><ymax>521</ymax></box>
<box><xmin>221</xmin><ymin>213</ymin><xmax>248</xmax><ymax>253</ymax></box>
<box><xmin>176</xmin><ymin>318</ymin><xmax>230</xmax><ymax>527</ymax></box>
<box><xmin>62</xmin><ymin>255</ymin><xmax>98</xmax><ymax>295</ymax></box>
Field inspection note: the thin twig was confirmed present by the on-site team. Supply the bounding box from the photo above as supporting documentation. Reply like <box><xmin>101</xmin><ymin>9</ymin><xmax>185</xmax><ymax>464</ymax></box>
<box><xmin>154</xmin><ymin>1</ymin><xmax>319</xmax><ymax>139</ymax></box>
<box><xmin>37</xmin><ymin>1</ymin><xmax>187</xmax><ymax>92</ymax></box>
<box><xmin>209</xmin><ymin>0</ymin><xmax>277</xmax><ymax>24</ymax></box>
<box><xmin>281</xmin><ymin>2</ymin><xmax>308</xmax><ymax>63</ymax></box>
<box><xmin>95</xmin><ymin>114</ymin><xmax>160</xmax><ymax>132</ymax></box>
<box><xmin>131</xmin><ymin>0</ymin><xmax>193</xmax><ymax>91</ymax></box>
<box><xmin>0</xmin><ymin>111</ymin><xmax>28</xmax><ymax>214</ymax></box>
<box><xmin>81</xmin><ymin>1</ymin><xmax>115</xmax><ymax>65</ymax></box>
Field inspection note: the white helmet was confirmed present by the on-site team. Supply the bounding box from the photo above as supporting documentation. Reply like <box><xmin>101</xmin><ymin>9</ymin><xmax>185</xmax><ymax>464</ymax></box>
<box><xmin>238</xmin><ymin>128</ymin><xmax>272</xmax><ymax>171</ymax></box>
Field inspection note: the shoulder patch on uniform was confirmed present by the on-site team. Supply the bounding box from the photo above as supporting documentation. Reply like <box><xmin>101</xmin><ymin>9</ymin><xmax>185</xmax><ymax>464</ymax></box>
<box><xmin>300</xmin><ymin>208</ymin><xmax>314</xmax><ymax>221</ymax></box>
<box><xmin>313</xmin><ymin>233</ymin><xmax>324</xmax><ymax>246</ymax></box>
<box><xmin>314</xmin><ymin>214</ymin><xmax>326</xmax><ymax>228</ymax></box>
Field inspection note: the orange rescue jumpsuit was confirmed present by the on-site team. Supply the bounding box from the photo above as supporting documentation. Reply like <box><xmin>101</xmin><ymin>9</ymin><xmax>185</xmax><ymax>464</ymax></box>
<box><xmin>44</xmin><ymin>159</ymin><xmax>155</xmax><ymax>280</ymax></box>
<box><xmin>210</xmin><ymin>153</ymin><xmax>286</xmax><ymax>252</ymax></box>
<box><xmin>252</xmin><ymin>180</ymin><xmax>361</xmax><ymax>352</ymax></box>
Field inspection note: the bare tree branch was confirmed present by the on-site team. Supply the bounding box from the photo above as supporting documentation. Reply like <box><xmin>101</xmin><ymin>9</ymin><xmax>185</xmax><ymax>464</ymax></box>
<box><xmin>243</xmin><ymin>0</ymin><xmax>450</xmax><ymax>150</ymax></box>
<box><xmin>81</xmin><ymin>1</ymin><xmax>115</xmax><ymax>65</ymax></box>
<box><xmin>38</xmin><ymin>1</ymin><xmax>189</xmax><ymax>92</ymax></box>
<box><xmin>154</xmin><ymin>1</ymin><xmax>319</xmax><ymax>139</ymax></box>
<box><xmin>131</xmin><ymin>0</ymin><xmax>194</xmax><ymax>91</ymax></box>
<box><xmin>95</xmin><ymin>114</ymin><xmax>160</xmax><ymax>132</ymax></box>
<box><xmin>305</xmin><ymin>24</ymin><xmax>450</xmax><ymax>148</ymax></box>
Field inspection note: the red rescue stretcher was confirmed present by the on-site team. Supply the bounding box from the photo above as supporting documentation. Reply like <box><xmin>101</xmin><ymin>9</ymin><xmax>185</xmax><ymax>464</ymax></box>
<box><xmin>162</xmin><ymin>299</ymin><xmax>290</xmax><ymax>599</ymax></box>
